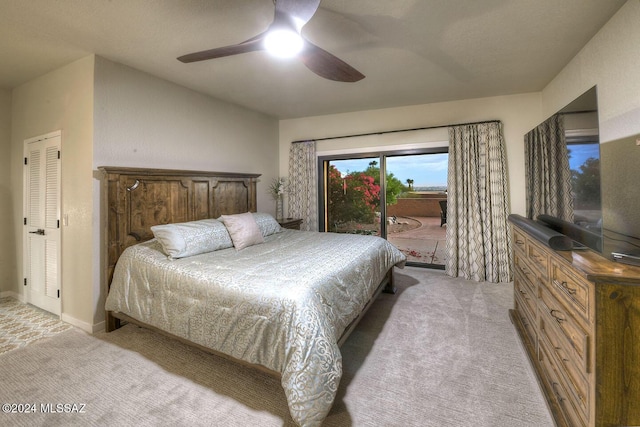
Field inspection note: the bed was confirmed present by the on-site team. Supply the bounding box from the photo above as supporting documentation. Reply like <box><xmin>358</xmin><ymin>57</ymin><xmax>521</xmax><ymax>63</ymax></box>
<box><xmin>100</xmin><ymin>167</ymin><xmax>406</xmax><ymax>426</ymax></box>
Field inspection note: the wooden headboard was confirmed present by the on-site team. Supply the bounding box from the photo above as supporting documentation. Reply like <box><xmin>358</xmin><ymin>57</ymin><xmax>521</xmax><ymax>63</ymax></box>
<box><xmin>99</xmin><ymin>167</ymin><xmax>260</xmax><ymax>330</ymax></box>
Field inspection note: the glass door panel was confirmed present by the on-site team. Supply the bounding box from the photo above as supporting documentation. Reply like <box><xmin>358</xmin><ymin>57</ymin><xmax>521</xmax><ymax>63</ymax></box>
<box><xmin>385</xmin><ymin>153</ymin><xmax>448</xmax><ymax>268</ymax></box>
<box><xmin>325</xmin><ymin>157</ymin><xmax>381</xmax><ymax>236</ymax></box>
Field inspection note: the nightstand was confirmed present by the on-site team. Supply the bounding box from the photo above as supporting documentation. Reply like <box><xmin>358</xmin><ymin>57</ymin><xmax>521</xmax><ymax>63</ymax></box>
<box><xmin>278</xmin><ymin>218</ymin><xmax>302</xmax><ymax>230</ymax></box>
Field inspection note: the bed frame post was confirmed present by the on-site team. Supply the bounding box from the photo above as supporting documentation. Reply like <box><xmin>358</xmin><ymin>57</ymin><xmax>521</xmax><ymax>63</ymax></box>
<box><xmin>383</xmin><ymin>268</ymin><xmax>396</xmax><ymax>294</ymax></box>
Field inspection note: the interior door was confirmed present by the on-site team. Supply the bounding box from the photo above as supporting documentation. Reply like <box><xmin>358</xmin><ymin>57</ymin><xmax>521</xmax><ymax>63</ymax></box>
<box><xmin>24</xmin><ymin>132</ymin><xmax>61</xmax><ymax>316</ymax></box>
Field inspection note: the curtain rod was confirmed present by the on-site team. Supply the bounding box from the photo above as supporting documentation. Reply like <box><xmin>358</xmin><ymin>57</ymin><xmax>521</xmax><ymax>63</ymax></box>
<box><xmin>291</xmin><ymin>119</ymin><xmax>501</xmax><ymax>144</ymax></box>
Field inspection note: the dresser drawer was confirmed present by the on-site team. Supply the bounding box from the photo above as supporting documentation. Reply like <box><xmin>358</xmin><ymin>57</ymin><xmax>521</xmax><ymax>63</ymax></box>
<box><xmin>513</xmin><ymin>228</ymin><xmax>527</xmax><ymax>254</ymax></box>
<box><xmin>539</xmin><ymin>339</ymin><xmax>588</xmax><ymax>427</ymax></box>
<box><xmin>539</xmin><ymin>286</ymin><xmax>590</xmax><ymax>373</ymax></box>
<box><xmin>550</xmin><ymin>260</ymin><xmax>591</xmax><ymax>321</ymax></box>
<box><xmin>514</xmin><ymin>292</ymin><xmax>537</xmax><ymax>350</ymax></box>
<box><xmin>514</xmin><ymin>252</ymin><xmax>538</xmax><ymax>294</ymax></box>
<box><xmin>539</xmin><ymin>307</ymin><xmax>590</xmax><ymax>419</ymax></box>
<box><xmin>526</xmin><ymin>239</ymin><xmax>549</xmax><ymax>279</ymax></box>
<box><xmin>515</xmin><ymin>277</ymin><xmax>537</xmax><ymax>324</ymax></box>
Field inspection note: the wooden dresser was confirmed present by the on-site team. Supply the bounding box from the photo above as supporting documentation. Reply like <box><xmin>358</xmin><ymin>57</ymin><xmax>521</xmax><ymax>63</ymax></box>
<box><xmin>510</xmin><ymin>222</ymin><xmax>640</xmax><ymax>427</ymax></box>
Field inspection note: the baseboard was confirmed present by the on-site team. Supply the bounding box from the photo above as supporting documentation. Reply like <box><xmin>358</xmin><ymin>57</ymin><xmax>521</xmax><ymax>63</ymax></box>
<box><xmin>92</xmin><ymin>320</ymin><xmax>106</xmax><ymax>333</ymax></box>
<box><xmin>60</xmin><ymin>313</ymin><xmax>105</xmax><ymax>334</ymax></box>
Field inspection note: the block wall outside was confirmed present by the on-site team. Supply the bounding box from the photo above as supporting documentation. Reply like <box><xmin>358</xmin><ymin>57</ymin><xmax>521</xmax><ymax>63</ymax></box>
<box><xmin>386</xmin><ymin>196</ymin><xmax>446</xmax><ymax>218</ymax></box>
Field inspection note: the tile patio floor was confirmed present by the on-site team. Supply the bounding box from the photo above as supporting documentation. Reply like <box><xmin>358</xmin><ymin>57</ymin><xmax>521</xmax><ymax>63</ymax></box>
<box><xmin>387</xmin><ymin>216</ymin><xmax>446</xmax><ymax>266</ymax></box>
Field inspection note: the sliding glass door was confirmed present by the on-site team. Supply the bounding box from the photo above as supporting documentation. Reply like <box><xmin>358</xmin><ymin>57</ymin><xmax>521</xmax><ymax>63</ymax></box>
<box><xmin>320</xmin><ymin>149</ymin><xmax>448</xmax><ymax>268</ymax></box>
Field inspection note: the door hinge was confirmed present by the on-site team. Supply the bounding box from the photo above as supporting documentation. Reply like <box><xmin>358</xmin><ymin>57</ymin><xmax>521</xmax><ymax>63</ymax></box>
<box><xmin>57</xmin><ymin>219</ymin><xmax>60</xmax><ymax>228</ymax></box>
<box><xmin>24</xmin><ymin>217</ymin><xmax>27</xmax><ymax>225</ymax></box>
<box><xmin>57</xmin><ymin>151</ymin><xmax>60</xmax><ymax>159</ymax></box>
<box><xmin>24</xmin><ymin>278</ymin><xmax>27</xmax><ymax>286</ymax></box>
<box><xmin>57</xmin><ymin>289</ymin><xmax>60</xmax><ymax>298</ymax></box>
<box><xmin>24</xmin><ymin>157</ymin><xmax>27</xmax><ymax>165</ymax></box>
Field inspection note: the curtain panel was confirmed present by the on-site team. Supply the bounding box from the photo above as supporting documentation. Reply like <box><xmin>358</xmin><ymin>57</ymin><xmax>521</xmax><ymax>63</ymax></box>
<box><xmin>524</xmin><ymin>114</ymin><xmax>573</xmax><ymax>221</ymax></box>
<box><xmin>446</xmin><ymin>122</ymin><xmax>512</xmax><ymax>282</ymax></box>
<box><xmin>288</xmin><ymin>140</ymin><xmax>318</xmax><ymax>231</ymax></box>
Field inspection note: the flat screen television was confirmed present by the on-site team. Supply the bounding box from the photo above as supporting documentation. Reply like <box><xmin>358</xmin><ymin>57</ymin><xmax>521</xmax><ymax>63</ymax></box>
<box><xmin>525</xmin><ymin>87</ymin><xmax>603</xmax><ymax>252</ymax></box>
<box><xmin>525</xmin><ymin>87</ymin><xmax>640</xmax><ymax>266</ymax></box>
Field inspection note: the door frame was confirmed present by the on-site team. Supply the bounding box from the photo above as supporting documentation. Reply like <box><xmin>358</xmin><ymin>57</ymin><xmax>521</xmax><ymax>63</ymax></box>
<box><xmin>23</xmin><ymin>130</ymin><xmax>62</xmax><ymax>316</ymax></box>
<box><xmin>318</xmin><ymin>147</ymin><xmax>449</xmax><ymax>268</ymax></box>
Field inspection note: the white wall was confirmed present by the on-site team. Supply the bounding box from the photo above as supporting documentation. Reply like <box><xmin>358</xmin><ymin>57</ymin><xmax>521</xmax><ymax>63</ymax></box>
<box><xmin>92</xmin><ymin>57</ymin><xmax>279</xmax><ymax>326</ymax></box>
<box><xmin>10</xmin><ymin>56</ymin><xmax>95</xmax><ymax>329</ymax></box>
<box><xmin>542</xmin><ymin>0</ymin><xmax>640</xmax><ymax>143</ymax></box>
<box><xmin>0</xmin><ymin>89</ymin><xmax>14</xmax><ymax>295</ymax></box>
<box><xmin>279</xmin><ymin>93</ymin><xmax>543</xmax><ymax>217</ymax></box>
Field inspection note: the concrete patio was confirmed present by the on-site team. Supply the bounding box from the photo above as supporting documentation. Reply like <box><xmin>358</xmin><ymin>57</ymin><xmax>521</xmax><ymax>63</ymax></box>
<box><xmin>387</xmin><ymin>216</ymin><xmax>446</xmax><ymax>266</ymax></box>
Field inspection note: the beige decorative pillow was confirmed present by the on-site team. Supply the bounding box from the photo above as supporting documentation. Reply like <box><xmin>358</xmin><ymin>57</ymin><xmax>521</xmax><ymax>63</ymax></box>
<box><xmin>220</xmin><ymin>212</ymin><xmax>265</xmax><ymax>250</ymax></box>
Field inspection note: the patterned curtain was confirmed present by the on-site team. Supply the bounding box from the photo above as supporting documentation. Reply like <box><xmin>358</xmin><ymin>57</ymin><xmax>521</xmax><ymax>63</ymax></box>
<box><xmin>446</xmin><ymin>122</ymin><xmax>512</xmax><ymax>282</ymax></box>
<box><xmin>524</xmin><ymin>114</ymin><xmax>573</xmax><ymax>221</ymax></box>
<box><xmin>288</xmin><ymin>140</ymin><xmax>318</xmax><ymax>231</ymax></box>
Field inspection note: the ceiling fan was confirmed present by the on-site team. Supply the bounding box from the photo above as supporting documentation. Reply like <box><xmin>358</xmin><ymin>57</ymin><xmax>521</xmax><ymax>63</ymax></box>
<box><xmin>177</xmin><ymin>0</ymin><xmax>365</xmax><ymax>82</ymax></box>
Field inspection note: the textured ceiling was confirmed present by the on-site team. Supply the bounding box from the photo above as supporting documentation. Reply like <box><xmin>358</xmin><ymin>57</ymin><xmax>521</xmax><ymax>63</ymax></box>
<box><xmin>0</xmin><ymin>0</ymin><xmax>626</xmax><ymax>118</ymax></box>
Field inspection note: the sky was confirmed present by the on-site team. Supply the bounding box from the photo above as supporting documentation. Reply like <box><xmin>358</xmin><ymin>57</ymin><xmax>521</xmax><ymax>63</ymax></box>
<box><xmin>567</xmin><ymin>143</ymin><xmax>600</xmax><ymax>170</ymax></box>
<box><xmin>331</xmin><ymin>153</ymin><xmax>449</xmax><ymax>188</ymax></box>
<box><xmin>330</xmin><ymin>143</ymin><xmax>599</xmax><ymax>189</ymax></box>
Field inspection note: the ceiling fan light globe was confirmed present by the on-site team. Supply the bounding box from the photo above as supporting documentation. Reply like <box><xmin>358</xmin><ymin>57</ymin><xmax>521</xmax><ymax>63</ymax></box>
<box><xmin>264</xmin><ymin>30</ymin><xmax>304</xmax><ymax>58</ymax></box>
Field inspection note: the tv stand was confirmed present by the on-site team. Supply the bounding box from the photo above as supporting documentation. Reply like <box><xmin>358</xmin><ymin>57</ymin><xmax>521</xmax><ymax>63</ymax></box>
<box><xmin>510</xmin><ymin>221</ymin><xmax>640</xmax><ymax>427</ymax></box>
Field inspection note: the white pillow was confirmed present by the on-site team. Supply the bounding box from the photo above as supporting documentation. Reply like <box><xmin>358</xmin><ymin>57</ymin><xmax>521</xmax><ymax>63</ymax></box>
<box><xmin>252</xmin><ymin>212</ymin><xmax>282</xmax><ymax>236</ymax></box>
<box><xmin>220</xmin><ymin>212</ymin><xmax>265</xmax><ymax>250</ymax></box>
<box><xmin>150</xmin><ymin>219</ymin><xmax>233</xmax><ymax>259</ymax></box>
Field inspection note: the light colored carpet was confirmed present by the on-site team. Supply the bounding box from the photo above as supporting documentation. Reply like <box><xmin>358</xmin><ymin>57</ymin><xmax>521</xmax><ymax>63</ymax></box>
<box><xmin>0</xmin><ymin>267</ymin><xmax>553</xmax><ymax>426</ymax></box>
<box><xmin>0</xmin><ymin>297</ymin><xmax>72</xmax><ymax>355</ymax></box>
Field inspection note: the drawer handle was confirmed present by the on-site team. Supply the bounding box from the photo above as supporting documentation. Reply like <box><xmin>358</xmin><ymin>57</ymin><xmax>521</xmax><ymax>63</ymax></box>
<box><xmin>551</xmin><ymin>382</ymin><xmax>565</xmax><ymax>402</ymax></box>
<box><xmin>553</xmin><ymin>279</ymin><xmax>577</xmax><ymax>295</ymax></box>
<box><xmin>516</xmin><ymin>239</ymin><xmax>525</xmax><ymax>245</ymax></box>
<box><xmin>550</xmin><ymin>309</ymin><xmax>565</xmax><ymax>323</ymax></box>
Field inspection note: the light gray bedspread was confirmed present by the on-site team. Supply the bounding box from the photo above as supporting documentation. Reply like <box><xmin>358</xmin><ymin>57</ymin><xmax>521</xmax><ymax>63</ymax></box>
<box><xmin>105</xmin><ymin>230</ymin><xmax>405</xmax><ymax>426</ymax></box>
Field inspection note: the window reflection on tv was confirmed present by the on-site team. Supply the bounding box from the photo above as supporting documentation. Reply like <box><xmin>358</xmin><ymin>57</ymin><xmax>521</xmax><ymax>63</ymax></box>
<box><xmin>567</xmin><ymin>139</ymin><xmax>601</xmax><ymax>230</ymax></box>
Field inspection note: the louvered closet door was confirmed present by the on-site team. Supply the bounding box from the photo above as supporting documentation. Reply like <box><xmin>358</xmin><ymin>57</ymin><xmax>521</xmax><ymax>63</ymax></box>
<box><xmin>24</xmin><ymin>132</ymin><xmax>61</xmax><ymax>316</ymax></box>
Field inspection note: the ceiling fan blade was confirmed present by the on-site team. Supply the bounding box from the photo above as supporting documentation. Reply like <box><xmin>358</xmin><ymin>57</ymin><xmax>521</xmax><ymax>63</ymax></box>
<box><xmin>177</xmin><ymin>35</ymin><xmax>266</xmax><ymax>63</ymax></box>
<box><xmin>300</xmin><ymin>42</ymin><xmax>365</xmax><ymax>82</ymax></box>
<box><xmin>274</xmin><ymin>0</ymin><xmax>321</xmax><ymax>31</ymax></box>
